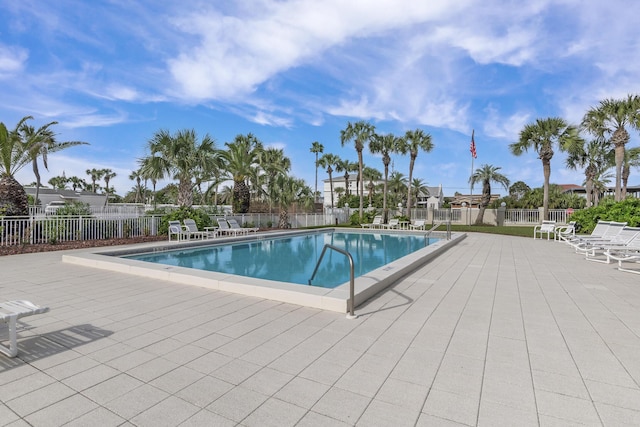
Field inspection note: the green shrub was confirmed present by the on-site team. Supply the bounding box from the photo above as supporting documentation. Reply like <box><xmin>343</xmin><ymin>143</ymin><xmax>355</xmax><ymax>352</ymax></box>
<box><xmin>568</xmin><ymin>198</ymin><xmax>640</xmax><ymax>233</ymax></box>
<box><xmin>159</xmin><ymin>207</ymin><xmax>212</xmax><ymax>235</ymax></box>
<box><xmin>349</xmin><ymin>210</ymin><xmax>379</xmax><ymax>226</ymax></box>
<box><xmin>56</xmin><ymin>202</ymin><xmax>93</xmax><ymax>216</ymax></box>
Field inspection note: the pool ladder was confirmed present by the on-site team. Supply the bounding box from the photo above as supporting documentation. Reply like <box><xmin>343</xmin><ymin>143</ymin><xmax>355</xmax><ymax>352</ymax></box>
<box><xmin>308</xmin><ymin>244</ymin><xmax>357</xmax><ymax>319</ymax></box>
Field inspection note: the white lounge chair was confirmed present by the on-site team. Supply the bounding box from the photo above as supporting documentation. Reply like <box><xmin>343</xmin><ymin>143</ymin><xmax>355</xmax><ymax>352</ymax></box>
<box><xmin>554</xmin><ymin>221</ymin><xmax>576</xmax><ymax>242</ymax></box>
<box><xmin>566</xmin><ymin>221</ymin><xmax>627</xmax><ymax>251</ymax></box>
<box><xmin>217</xmin><ymin>219</ymin><xmax>246</xmax><ymax>236</ymax></box>
<box><xmin>227</xmin><ymin>218</ymin><xmax>258</xmax><ymax>233</ymax></box>
<box><xmin>604</xmin><ymin>233</ymin><xmax>640</xmax><ymax>274</ymax></box>
<box><xmin>1</xmin><ymin>300</ymin><xmax>49</xmax><ymax>357</ymax></box>
<box><xmin>183</xmin><ymin>219</ymin><xmax>214</xmax><ymax>239</ymax></box>
<box><xmin>580</xmin><ymin>226</ymin><xmax>640</xmax><ymax>261</ymax></box>
<box><xmin>409</xmin><ymin>219</ymin><xmax>426</xmax><ymax>230</ymax></box>
<box><xmin>588</xmin><ymin>227</ymin><xmax>640</xmax><ymax>266</ymax></box>
<box><xmin>361</xmin><ymin>215</ymin><xmax>383</xmax><ymax>229</ymax></box>
<box><xmin>534</xmin><ymin>220</ymin><xmax>556</xmax><ymax>240</ymax></box>
<box><xmin>382</xmin><ymin>218</ymin><xmax>400</xmax><ymax>229</ymax></box>
<box><xmin>563</xmin><ymin>220</ymin><xmax>613</xmax><ymax>245</ymax></box>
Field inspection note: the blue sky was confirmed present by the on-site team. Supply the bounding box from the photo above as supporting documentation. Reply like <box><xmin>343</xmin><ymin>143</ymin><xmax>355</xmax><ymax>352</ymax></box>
<box><xmin>1</xmin><ymin>0</ymin><xmax>639</xmax><ymax>198</ymax></box>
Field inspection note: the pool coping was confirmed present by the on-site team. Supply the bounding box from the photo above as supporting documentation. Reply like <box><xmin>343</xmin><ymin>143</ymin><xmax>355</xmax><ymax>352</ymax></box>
<box><xmin>62</xmin><ymin>228</ymin><xmax>466</xmax><ymax>313</ymax></box>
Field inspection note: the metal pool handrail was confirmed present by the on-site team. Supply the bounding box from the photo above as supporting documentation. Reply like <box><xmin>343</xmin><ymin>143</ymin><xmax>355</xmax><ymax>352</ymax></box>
<box><xmin>308</xmin><ymin>244</ymin><xmax>357</xmax><ymax>319</ymax></box>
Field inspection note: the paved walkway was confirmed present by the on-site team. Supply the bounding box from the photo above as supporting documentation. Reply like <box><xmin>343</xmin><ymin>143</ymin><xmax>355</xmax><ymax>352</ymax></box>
<box><xmin>1</xmin><ymin>233</ymin><xmax>639</xmax><ymax>426</ymax></box>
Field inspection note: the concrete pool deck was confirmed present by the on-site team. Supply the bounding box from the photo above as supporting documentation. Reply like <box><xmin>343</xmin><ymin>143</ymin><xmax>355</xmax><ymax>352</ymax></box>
<box><xmin>1</xmin><ymin>232</ymin><xmax>639</xmax><ymax>426</ymax></box>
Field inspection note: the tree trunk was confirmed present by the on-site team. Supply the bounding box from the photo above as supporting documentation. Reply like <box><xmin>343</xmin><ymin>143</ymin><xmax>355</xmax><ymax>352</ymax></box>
<box><xmin>278</xmin><ymin>209</ymin><xmax>289</xmax><ymax>229</ymax></box>
<box><xmin>614</xmin><ymin>144</ymin><xmax>624</xmax><ymax>201</ymax></box>
<box><xmin>474</xmin><ymin>180</ymin><xmax>491</xmax><ymax>225</ymax></box>
<box><xmin>177</xmin><ymin>179</ymin><xmax>193</xmax><ymax>208</ymax></box>
<box><xmin>232</xmin><ymin>180</ymin><xmax>250</xmax><ymax>213</ymax></box>
<box><xmin>383</xmin><ymin>158</ymin><xmax>389</xmax><ymax>222</ymax></box>
<box><xmin>406</xmin><ymin>155</ymin><xmax>416</xmax><ymax>220</ymax></box>
<box><xmin>584</xmin><ymin>165</ymin><xmax>595</xmax><ymax>207</ymax></box>
<box><xmin>357</xmin><ymin>148</ymin><xmax>364</xmax><ymax>218</ymax></box>
<box><xmin>328</xmin><ymin>170</ymin><xmax>334</xmax><ymax>209</ymax></box>
<box><xmin>622</xmin><ymin>164</ymin><xmax>630</xmax><ymax>199</ymax></box>
<box><xmin>542</xmin><ymin>158</ymin><xmax>551</xmax><ymax>220</ymax></box>
<box><xmin>0</xmin><ymin>175</ymin><xmax>29</xmax><ymax>216</ymax></box>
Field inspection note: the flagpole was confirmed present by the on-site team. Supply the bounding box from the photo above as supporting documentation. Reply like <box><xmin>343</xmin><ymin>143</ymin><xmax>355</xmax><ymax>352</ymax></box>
<box><xmin>469</xmin><ymin>129</ymin><xmax>475</xmax><ymax>208</ymax></box>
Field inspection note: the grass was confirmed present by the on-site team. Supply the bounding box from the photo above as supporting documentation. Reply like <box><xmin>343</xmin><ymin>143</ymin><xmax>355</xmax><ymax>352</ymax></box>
<box><xmin>432</xmin><ymin>224</ymin><xmax>535</xmax><ymax>238</ymax></box>
<box><xmin>328</xmin><ymin>223</ymin><xmax>536</xmax><ymax>238</ymax></box>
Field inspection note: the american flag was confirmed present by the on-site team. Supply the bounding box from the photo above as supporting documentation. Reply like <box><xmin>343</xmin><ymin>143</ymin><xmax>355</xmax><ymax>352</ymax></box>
<box><xmin>470</xmin><ymin>130</ymin><xmax>477</xmax><ymax>159</ymax></box>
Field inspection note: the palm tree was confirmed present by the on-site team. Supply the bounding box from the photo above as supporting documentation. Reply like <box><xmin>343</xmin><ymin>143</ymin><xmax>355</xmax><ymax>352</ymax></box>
<box><xmin>581</xmin><ymin>95</ymin><xmax>640</xmax><ymax>201</ymax></box>
<box><xmin>310</xmin><ymin>141</ymin><xmax>324</xmax><ymax>203</ymax></box>
<box><xmin>47</xmin><ymin>175</ymin><xmax>68</xmax><ymax>189</ymax></box>
<box><xmin>469</xmin><ymin>164</ymin><xmax>510</xmax><ymax>225</ymax></box>
<box><xmin>411</xmin><ymin>178</ymin><xmax>429</xmax><ymax>209</ymax></box>
<box><xmin>565</xmin><ymin>139</ymin><xmax>614</xmax><ymax>207</ymax></box>
<box><xmin>362</xmin><ymin>166</ymin><xmax>382</xmax><ymax>207</ymax></box>
<box><xmin>129</xmin><ymin>169</ymin><xmax>144</xmax><ymax>203</ymax></box>
<box><xmin>510</xmin><ymin>117</ymin><xmax>582</xmax><ymax>220</ymax></box>
<box><xmin>335</xmin><ymin>158</ymin><xmax>358</xmax><ymax>197</ymax></box>
<box><xmin>340</xmin><ymin>120</ymin><xmax>375</xmax><ymax>218</ymax></box>
<box><xmin>318</xmin><ymin>153</ymin><xmax>340</xmax><ymax>208</ymax></box>
<box><xmin>67</xmin><ymin>176</ymin><xmax>87</xmax><ymax>192</ymax></box>
<box><xmin>102</xmin><ymin>168</ymin><xmax>116</xmax><ymax>195</ymax></box>
<box><xmin>399</xmin><ymin>129</ymin><xmax>434</xmax><ymax>219</ymax></box>
<box><xmin>17</xmin><ymin>117</ymin><xmax>87</xmax><ymax>208</ymax></box>
<box><xmin>140</xmin><ymin>128</ymin><xmax>218</xmax><ymax>208</ymax></box>
<box><xmin>369</xmin><ymin>132</ymin><xmax>403</xmax><ymax>221</ymax></box>
<box><xmin>591</xmin><ymin>169</ymin><xmax>614</xmax><ymax>205</ymax></box>
<box><xmin>86</xmin><ymin>168</ymin><xmax>104</xmax><ymax>193</ymax></box>
<box><xmin>261</xmin><ymin>147</ymin><xmax>291</xmax><ymax>213</ymax></box>
<box><xmin>219</xmin><ymin>133</ymin><xmax>263</xmax><ymax>213</ymax></box>
<box><xmin>622</xmin><ymin>146</ymin><xmax>640</xmax><ymax>198</ymax></box>
<box><xmin>0</xmin><ymin>117</ymin><xmax>41</xmax><ymax>215</ymax></box>
<box><xmin>387</xmin><ymin>171</ymin><xmax>408</xmax><ymax>208</ymax></box>
<box><xmin>272</xmin><ymin>175</ymin><xmax>312</xmax><ymax>228</ymax></box>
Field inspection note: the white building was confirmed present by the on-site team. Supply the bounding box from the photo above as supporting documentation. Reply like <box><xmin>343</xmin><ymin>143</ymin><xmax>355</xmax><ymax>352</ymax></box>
<box><xmin>322</xmin><ymin>175</ymin><xmax>444</xmax><ymax>209</ymax></box>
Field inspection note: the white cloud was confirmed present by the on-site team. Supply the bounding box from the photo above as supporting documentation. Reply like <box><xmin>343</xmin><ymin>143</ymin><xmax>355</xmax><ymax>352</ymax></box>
<box><xmin>166</xmin><ymin>0</ymin><xmax>469</xmax><ymax>101</ymax></box>
<box><xmin>0</xmin><ymin>44</ymin><xmax>28</xmax><ymax>75</ymax></box>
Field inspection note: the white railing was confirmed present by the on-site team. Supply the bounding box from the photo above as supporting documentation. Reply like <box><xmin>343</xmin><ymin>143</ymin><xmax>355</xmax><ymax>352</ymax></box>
<box><xmin>29</xmin><ymin>204</ymin><xmax>147</xmax><ymax>218</ymax></box>
<box><xmin>504</xmin><ymin>209</ymin><xmax>539</xmax><ymax>224</ymax></box>
<box><xmin>1</xmin><ymin>215</ymin><xmax>160</xmax><ymax>246</ymax></box>
<box><xmin>1</xmin><ymin>208</ymin><xmax>572</xmax><ymax>247</ymax></box>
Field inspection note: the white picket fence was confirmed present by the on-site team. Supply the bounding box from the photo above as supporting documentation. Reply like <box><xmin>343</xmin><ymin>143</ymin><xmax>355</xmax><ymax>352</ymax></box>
<box><xmin>1</xmin><ymin>208</ymin><xmax>571</xmax><ymax>247</ymax></box>
<box><xmin>0</xmin><ymin>216</ymin><xmax>161</xmax><ymax>246</ymax></box>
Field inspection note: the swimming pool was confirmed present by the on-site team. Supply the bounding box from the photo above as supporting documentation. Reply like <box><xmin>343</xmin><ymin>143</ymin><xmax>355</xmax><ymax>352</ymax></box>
<box><xmin>62</xmin><ymin>228</ymin><xmax>466</xmax><ymax>313</ymax></box>
<box><xmin>123</xmin><ymin>231</ymin><xmax>438</xmax><ymax>288</ymax></box>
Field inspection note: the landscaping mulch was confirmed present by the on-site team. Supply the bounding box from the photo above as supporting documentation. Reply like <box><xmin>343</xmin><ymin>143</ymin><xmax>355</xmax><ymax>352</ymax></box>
<box><xmin>0</xmin><ymin>235</ymin><xmax>168</xmax><ymax>256</ymax></box>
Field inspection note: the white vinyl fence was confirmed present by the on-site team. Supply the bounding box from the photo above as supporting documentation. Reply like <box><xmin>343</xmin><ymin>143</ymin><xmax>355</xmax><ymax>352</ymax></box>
<box><xmin>1</xmin><ymin>215</ymin><xmax>161</xmax><ymax>246</ymax></box>
<box><xmin>1</xmin><ymin>208</ymin><xmax>571</xmax><ymax>247</ymax></box>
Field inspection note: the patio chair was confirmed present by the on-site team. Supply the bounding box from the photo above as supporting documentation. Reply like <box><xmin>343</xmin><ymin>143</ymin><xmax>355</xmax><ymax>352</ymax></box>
<box><xmin>361</xmin><ymin>215</ymin><xmax>383</xmax><ymax>229</ymax></box>
<box><xmin>562</xmin><ymin>220</ymin><xmax>613</xmax><ymax>245</ymax></box>
<box><xmin>533</xmin><ymin>220</ymin><xmax>556</xmax><ymax>240</ymax></box>
<box><xmin>227</xmin><ymin>218</ymin><xmax>258</xmax><ymax>233</ymax></box>
<box><xmin>216</xmin><ymin>219</ymin><xmax>246</xmax><ymax>236</ymax></box>
<box><xmin>604</xmin><ymin>232</ymin><xmax>640</xmax><ymax>274</ymax></box>
<box><xmin>409</xmin><ymin>219</ymin><xmax>426</xmax><ymax>230</ymax></box>
<box><xmin>1</xmin><ymin>300</ymin><xmax>50</xmax><ymax>357</ymax></box>
<box><xmin>566</xmin><ymin>221</ymin><xmax>627</xmax><ymax>251</ymax></box>
<box><xmin>381</xmin><ymin>218</ymin><xmax>400</xmax><ymax>229</ymax></box>
<box><xmin>554</xmin><ymin>221</ymin><xmax>576</xmax><ymax>242</ymax></box>
<box><xmin>183</xmin><ymin>219</ymin><xmax>214</xmax><ymax>239</ymax></box>
<box><xmin>168</xmin><ymin>220</ymin><xmax>188</xmax><ymax>241</ymax></box>
<box><xmin>583</xmin><ymin>226</ymin><xmax>640</xmax><ymax>263</ymax></box>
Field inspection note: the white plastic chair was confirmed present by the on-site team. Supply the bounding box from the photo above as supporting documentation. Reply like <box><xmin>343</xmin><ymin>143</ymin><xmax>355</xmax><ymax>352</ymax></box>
<box><xmin>1</xmin><ymin>300</ymin><xmax>50</xmax><ymax>357</ymax></box>
<box><xmin>534</xmin><ymin>220</ymin><xmax>556</xmax><ymax>240</ymax></box>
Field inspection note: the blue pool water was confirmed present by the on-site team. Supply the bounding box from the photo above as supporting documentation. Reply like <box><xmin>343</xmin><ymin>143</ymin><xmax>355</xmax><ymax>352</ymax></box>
<box><xmin>125</xmin><ymin>231</ymin><xmax>438</xmax><ymax>288</ymax></box>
